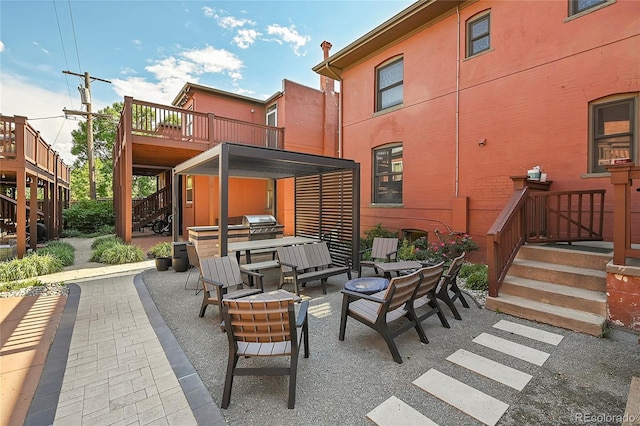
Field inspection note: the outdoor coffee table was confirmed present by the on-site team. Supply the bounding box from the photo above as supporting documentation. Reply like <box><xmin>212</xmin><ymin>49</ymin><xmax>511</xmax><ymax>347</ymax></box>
<box><xmin>374</xmin><ymin>260</ymin><xmax>423</xmax><ymax>279</ymax></box>
<box><xmin>344</xmin><ymin>277</ymin><xmax>389</xmax><ymax>295</ymax></box>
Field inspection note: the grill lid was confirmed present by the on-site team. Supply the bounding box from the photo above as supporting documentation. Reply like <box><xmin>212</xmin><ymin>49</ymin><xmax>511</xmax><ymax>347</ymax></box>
<box><xmin>242</xmin><ymin>215</ymin><xmax>277</xmax><ymax>226</ymax></box>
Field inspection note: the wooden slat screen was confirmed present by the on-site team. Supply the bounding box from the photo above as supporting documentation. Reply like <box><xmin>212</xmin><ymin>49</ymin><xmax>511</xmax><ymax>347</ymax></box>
<box><xmin>295</xmin><ymin>171</ymin><xmax>355</xmax><ymax>267</ymax></box>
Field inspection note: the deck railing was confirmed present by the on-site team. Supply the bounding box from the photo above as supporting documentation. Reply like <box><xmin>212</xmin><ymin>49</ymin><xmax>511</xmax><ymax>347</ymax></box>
<box><xmin>118</xmin><ymin>97</ymin><xmax>284</xmax><ymax>150</ymax></box>
<box><xmin>487</xmin><ymin>186</ymin><xmax>605</xmax><ymax>297</ymax></box>
<box><xmin>607</xmin><ymin>163</ymin><xmax>640</xmax><ymax>265</ymax></box>
<box><xmin>0</xmin><ymin>115</ymin><xmax>71</xmax><ymax>182</ymax></box>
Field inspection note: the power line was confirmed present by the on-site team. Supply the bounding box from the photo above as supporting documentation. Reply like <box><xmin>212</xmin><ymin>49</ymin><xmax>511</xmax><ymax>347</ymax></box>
<box><xmin>53</xmin><ymin>0</ymin><xmax>75</xmax><ymax>106</ymax></box>
<box><xmin>66</xmin><ymin>0</ymin><xmax>82</xmax><ymax>72</ymax></box>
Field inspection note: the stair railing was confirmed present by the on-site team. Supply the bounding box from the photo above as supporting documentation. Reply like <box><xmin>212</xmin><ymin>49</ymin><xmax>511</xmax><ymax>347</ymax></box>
<box><xmin>132</xmin><ymin>185</ymin><xmax>171</xmax><ymax>229</ymax></box>
<box><xmin>487</xmin><ymin>186</ymin><xmax>606</xmax><ymax>297</ymax></box>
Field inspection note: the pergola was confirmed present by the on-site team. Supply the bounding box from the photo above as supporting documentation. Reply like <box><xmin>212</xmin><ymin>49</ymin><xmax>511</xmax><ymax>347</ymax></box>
<box><xmin>172</xmin><ymin>142</ymin><xmax>361</xmax><ymax>267</ymax></box>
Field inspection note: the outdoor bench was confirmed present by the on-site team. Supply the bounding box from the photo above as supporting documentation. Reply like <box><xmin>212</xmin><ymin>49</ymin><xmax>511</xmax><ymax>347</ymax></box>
<box><xmin>277</xmin><ymin>241</ymin><xmax>352</xmax><ymax>295</ymax></box>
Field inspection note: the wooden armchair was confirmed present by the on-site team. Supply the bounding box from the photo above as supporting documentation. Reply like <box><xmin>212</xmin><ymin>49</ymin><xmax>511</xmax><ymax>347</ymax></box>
<box><xmin>221</xmin><ymin>298</ymin><xmax>310</xmax><ymax>409</ymax></box>
<box><xmin>185</xmin><ymin>243</ymin><xmax>202</xmax><ymax>293</ymax></box>
<box><xmin>411</xmin><ymin>262</ymin><xmax>450</xmax><ymax>329</ymax></box>
<box><xmin>358</xmin><ymin>237</ymin><xmax>399</xmax><ymax>276</ymax></box>
<box><xmin>198</xmin><ymin>256</ymin><xmax>264</xmax><ymax>318</ymax></box>
<box><xmin>338</xmin><ymin>268</ymin><xmax>426</xmax><ymax>364</ymax></box>
<box><xmin>436</xmin><ymin>252</ymin><xmax>468</xmax><ymax>320</ymax></box>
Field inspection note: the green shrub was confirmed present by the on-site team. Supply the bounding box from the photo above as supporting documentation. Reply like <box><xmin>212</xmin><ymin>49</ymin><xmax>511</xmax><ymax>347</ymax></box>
<box><xmin>397</xmin><ymin>238</ymin><xmax>417</xmax><ymax>260</ymax></box>
<box><xmin>37</xmin><ymin>241</ymin><xmax>75</xmax><ymax>267</ymax></box>
<box><xmin>460</xmin><ymin>263</ymin><xmax>488</xmax><ymax>291</ymax></box>
<box><xmin>63</xmin><ymin>200</ymin><xmax>115</xmax><ymax>234</ymax></box>
<box><xmin>0</xmin><ymin>278</ymin><xmax>44</xmax><ymax>292</ymax></box>
<box><xmin>147</xmin><ymin>242</ymin><xmax>172</xmax><ymax>258</ymax></box>
<box><xmin>361</xmin><ymin>224</ymin><xmax>398</xmax><ymax>252</ymax></box>
<box><xmin>0</xmin><ymin>254</ymin><xmax>63</xmax><ymax>282</ymax></box>
<box><xmin>99</xmin><ymin>244</ymin><xmax>145</xmax><ymax>265</ymax></box>
<box><xmin>90</xmin><ymin>236</ymin><xmax>124</xmax><ymax>262</ymax></box>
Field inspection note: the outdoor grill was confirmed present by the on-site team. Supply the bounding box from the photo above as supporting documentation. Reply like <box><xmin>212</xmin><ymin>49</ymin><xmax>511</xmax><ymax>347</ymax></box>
<box><xmin>242</xmin><ymin>215</ymin><xmax>283</xmax><ymax>240</ymax></box>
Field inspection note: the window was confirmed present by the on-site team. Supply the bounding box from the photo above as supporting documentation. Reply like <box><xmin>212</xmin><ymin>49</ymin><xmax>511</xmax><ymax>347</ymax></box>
<box><xmin>590</xmin><ymin>96</ymin><xmax>636</xmax><ymax>173</ymax></box>
<box><xmin>467</xmin><ymin>13</ymin><xmax>491</xmax><ymax>57</ymax></box>
<box><xmin>569</xmin><ymin>0</ymin><xmax>608</xmax><ymax>16</ymax></box>
<box><xmin>186</xmin><ymin>175</ymin><xmax>193</xmax><ymax>203</ymax></box>
<box><xmin>373</xmin><ymin>144</ymin><xmax>403</xmax><ymax>204</ymax></box>
<box><xmin>376</xmin><ymin>58</ymin><xmax>403</xmax><ymax>112</ymax></box>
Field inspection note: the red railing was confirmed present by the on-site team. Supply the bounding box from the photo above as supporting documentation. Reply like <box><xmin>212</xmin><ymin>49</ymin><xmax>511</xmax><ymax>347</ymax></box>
<box><xmin>607</xmin><ymin>163</ymin><xmax>640</xmax><ymax>265</ymax></box>
<box><xmin>0</xmin><ymin>115</ymin><xmax>71</xmax><ymax>183</ymax></box>
<box><xmin>118</xmin><ymin>97</ymin><xmax>284</xmax><ymax>150</ymax></box>
<box><xmin>487</xmin><ymin>187</ymin><xmax>606</xmax><ymax>297</ymax></box>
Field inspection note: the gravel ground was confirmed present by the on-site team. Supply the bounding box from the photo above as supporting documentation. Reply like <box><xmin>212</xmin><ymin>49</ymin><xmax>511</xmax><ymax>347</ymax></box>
<box><xmin>142</xmin><ymin>265</ymin><xmax>640</xmax><ymax>426</ymax></box>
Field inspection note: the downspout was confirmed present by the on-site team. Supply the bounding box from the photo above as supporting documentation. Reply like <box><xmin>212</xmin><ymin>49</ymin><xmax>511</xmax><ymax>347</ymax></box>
<box><xmin>455</xmin><ymin>5</ymin><xmax>461</xmax><ymax>197</ymax></box>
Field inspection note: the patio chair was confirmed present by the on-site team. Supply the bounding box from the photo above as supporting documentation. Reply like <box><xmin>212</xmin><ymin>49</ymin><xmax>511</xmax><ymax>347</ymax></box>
<box><xmin>411</xmin><ymin>262</ymin><xmax>450</xmax><ymax>329</ymax></box>
<box><xmin>358</xmin><ymin>237</ymin><xmax>399</xmax><ymax>277</ymax></box>
<box><xmin>436</xmin><ymin>252</ymin><xmax>469</xmax><ymax>320</ymax></box>
<box><xmin>221</xmin><ymin>298</ymin><xmax>309</xmax><ymax>409</ymax></box>
<box><xmin>338</xmin><ymin>268</ymin><xmax>427</xmax><ymax>364</ymax></box>
<box><xmin>198</xmin><ymin>256</ymin><xmax>264</xmax><ymax>318</ymax></box>
<box><xmin>185</xmin><ymin>243</ymin><xmax>202</xmax><ymax>293</ymax></box>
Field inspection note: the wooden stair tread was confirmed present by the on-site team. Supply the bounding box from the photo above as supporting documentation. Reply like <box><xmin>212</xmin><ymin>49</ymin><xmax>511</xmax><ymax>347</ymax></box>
<box><xmin>486</xmin><ymin>294</ymin><xmax>605</xmax><ymax>326</ymax></box>
<box><xmin>511</xmin><ymin>258</ymin><xmax>606</xmax><ymax>278</ymax></box>
<box><xmin>503</xmin><ymin>275</ymin><xmax>606</xmax><ymax>302</ymax></box>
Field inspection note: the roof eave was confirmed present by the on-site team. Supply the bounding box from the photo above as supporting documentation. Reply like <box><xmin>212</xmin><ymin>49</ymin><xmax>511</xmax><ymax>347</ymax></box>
<box><xmin>313</xmin><ymin>0</ymin><xmax>466</xmax><ymax>78</ymax></box>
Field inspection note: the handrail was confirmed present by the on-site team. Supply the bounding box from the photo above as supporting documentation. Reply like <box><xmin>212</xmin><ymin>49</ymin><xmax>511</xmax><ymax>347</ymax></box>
<box><xmin>132</xmin><ymin>185</ymin><xmax>172</xmax><ymax>228</ymax></box>
<box><xmin>487</xmin><ymin>188</ymin><xmax>529</xmax><ymax>297</ymax></box>
<box><xmin>487</xmin><ymin>187</ymin><xmax>606</xmax><ymax>297</ymax></box>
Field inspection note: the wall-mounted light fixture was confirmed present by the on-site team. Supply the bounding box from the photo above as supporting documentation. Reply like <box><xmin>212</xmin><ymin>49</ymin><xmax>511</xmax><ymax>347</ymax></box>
<box><xmin>478</xmin><ymin>138</ymin><xmax>487</xmax><ymax>146</ymax></box>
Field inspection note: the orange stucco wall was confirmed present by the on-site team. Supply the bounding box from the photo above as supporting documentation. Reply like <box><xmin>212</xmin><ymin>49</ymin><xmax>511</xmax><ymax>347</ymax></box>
<box><xmin>340</xmin><ymin>0</ymin><xmax>640</xmax><ymax>260</ymax></box>
<box><xmin>180</xmin><ymin>175</ymin><xmax>271</xmax><ymax>235</ymax></box>
<box><xmin>178</xmin><ymin>79</ymin><xmax>337</xmax><ymax>236</ymax></box>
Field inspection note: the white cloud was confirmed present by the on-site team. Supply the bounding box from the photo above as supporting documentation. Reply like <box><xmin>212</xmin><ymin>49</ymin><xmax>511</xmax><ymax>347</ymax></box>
<box><xmin>0</xmin><ymin>41</ymin><xmax>5</xmax><ymax>52</ymax></box>
<box><xmin>233</xmin><ymin>29</ymin><xmax>261</xmax><ymax>49</ymax></box>
<box><xmin>33</xmin><ymin>41</ymin><xmax>50</xmax><ymax>55</ymax></box>
<box><xmin>266</xmin><ymin>24</ymin><xmax>310</xmax><ymax>56</ymax></box>
<box><xmin>181</xmin><ymin>46</ymin><xmax>243</xmax><ymax>75</ymax></box>
<box><xmin>203</xmin><ymin>7</ymin><xmax>255</xmax><ymax>29</ymax></box>
<box><xmin>0</xmin><ymin>72</ymin><xmax>81</xmax><ymax>165</ymax></box>
<box><xmin>111</xmin><ymin>46</ymin><xmax>244</xmax><ymax>104</ymax></box>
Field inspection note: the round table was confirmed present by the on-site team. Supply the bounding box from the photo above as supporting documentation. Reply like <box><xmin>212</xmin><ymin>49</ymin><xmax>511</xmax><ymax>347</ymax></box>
<box><xmin>344</xmin><ymin>277</ymin><xmax>389</xmax><ymax>294</ymax></box>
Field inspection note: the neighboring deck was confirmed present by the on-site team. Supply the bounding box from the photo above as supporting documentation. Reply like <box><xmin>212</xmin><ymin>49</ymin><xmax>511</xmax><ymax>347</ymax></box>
<box><xmin>0</xmin><ymin>115</ymin><xmax>71</xmax><ymax>258</ymax></box>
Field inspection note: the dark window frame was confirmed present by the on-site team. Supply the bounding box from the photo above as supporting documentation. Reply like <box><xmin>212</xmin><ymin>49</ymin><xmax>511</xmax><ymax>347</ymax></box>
<box><xmin>375</xmin><ymin>57</ymin><xmax>404</xmax><ymax>112</ymax></box>
<box><xmin>467</xmin><ymin>12</ymin><xmax>491</xmax><ymax>58</ymax></box>
<box><xmin>569</xmin><ymin>0</ymin><xmax>608</xmax><ymax>16</ymax></box>
<box><xmin>373</xmin><ymin>144</ymin><xmax>403</xmax><ymax>204</ymax></box>
<box><xmin>589</xmin><ymin>96</ymin><xmax>636</xmax><ymax>174</ymax></box>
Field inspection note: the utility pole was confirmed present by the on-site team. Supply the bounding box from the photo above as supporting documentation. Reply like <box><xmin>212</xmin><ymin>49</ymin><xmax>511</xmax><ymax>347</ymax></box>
<box><xmin>62</xmin><ymin>71</ymin><xmax>111</xmax><ymax>200</ymax></box>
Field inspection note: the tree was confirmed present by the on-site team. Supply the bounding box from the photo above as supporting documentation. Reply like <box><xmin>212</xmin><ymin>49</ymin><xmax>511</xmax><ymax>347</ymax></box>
<box><xmin>69</xmin><ymin>102</ymin><xmax>158</xmax><ymax>201</ymax></box>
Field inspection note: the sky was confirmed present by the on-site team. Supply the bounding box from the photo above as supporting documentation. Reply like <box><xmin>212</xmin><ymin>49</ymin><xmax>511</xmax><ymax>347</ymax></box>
<box><xmin>0</xmin><ymin>0</ymin><xmax>413</xmax><ymax>166</ymax></box>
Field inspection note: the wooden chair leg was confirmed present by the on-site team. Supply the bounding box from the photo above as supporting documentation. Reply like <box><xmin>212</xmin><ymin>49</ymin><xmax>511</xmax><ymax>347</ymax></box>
<box><xmin>428</xmin><ymin>297</ymin><xmax>451</xmax><ymax>328</ymax></box>
<box><xmin>406</xmin><ymin>309</ymin><xmax>429</xmax><ymax>344</ymax></box>
<box><xmin>437</xmin><ymin>287</ymin><xmax>462</xmax><ymax>320</ymax></box>
<box><xmin>338</xmin><ymin>295</ymin><xmax>350</xmax><ymax>341</ymax></box>
<box><xmin>288</xmin><ymin>353</ymin><xmax>298</xmax><ymax>409</ymax></box>
<box><xmin>199</xmin><ymin>297</ymin><xmax>208</xmax><ymax>317</ymax></box>
<box><xmin>221</xmin><ymin>354</ymin><xmax>238</xmax><ymax>409</ymax></box>
<box><xmin>378</xmin><ymin>326</ymin><xmax>403</xmax><ymax>364</ymax></box>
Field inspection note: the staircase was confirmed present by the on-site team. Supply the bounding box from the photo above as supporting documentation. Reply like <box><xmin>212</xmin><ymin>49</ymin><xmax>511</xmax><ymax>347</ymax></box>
<box><xmin>485</xmin><ymin>243</ymin><xmax>610</xmax><ymax>337</ymax></box>
<box><xmin>132</xmin><ymin>186</ymin><xmax>171</xmax><ymax>232</ymax></box>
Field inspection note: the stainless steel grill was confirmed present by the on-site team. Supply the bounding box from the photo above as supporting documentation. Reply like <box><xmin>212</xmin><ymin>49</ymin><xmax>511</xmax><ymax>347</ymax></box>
<box><xmin>242</xmin><ymin>215</ymin><xmax>283</xmax><ymax>240</ymax></box>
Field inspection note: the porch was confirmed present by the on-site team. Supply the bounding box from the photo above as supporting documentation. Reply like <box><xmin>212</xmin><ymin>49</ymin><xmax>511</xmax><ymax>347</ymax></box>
<box><xmin>486</xmin><ymin>170</ymin><xmax>640</xmax><ymax>334</ymax></box>
<box><xmin>0</xmin><ymin>115</ymin><xmax>71</xmax><ymax>258</ymax></box>
<box><xmin>113</xmin><ymin>96</ymin><xmax>285</xmax><ymax>244</ymax></box>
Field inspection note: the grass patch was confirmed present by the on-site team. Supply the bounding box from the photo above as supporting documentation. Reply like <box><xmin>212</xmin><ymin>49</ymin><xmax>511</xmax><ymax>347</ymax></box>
<box><xmin>459</xmin><ymin>263</ymin><xmax>488</xmax><ymax>291</ymax></box>
<box><xmin>37</xmin><ymin>241</ymin><xmax>75</xmax><ymax>267</ymax></box>
<box><xmin>0</xmin><ymin>278</ymin><xmax>45</xmax><ymax>292</ymax></box>
<box><xmin>0</xmin><ymin>253</ymin><xmax>64</xmax><ymax>282</ymax></box>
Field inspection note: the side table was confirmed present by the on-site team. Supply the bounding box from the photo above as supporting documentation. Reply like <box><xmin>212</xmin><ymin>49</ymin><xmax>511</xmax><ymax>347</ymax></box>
<box><xmin>344</xmin><ymin>277</ymin><xmax>389</xmax><ymax>295</ymax></box>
